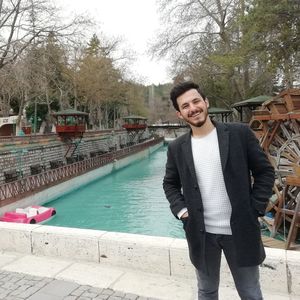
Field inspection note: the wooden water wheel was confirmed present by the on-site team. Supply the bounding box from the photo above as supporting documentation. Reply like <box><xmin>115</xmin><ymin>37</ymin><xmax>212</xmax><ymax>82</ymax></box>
<box><xmin>249</xmin><ymin>89</ymin><xmax>300</xmax><ymax>249</ymax></box>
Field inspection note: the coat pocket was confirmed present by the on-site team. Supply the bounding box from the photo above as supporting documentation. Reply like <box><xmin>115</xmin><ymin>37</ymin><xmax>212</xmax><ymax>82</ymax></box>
<box><xmin>181</xmin><ymin>217</ymin><xmax>189</xmax><ymax>231</ymax></box>
<box><xmin>249</xmin><ymin>207</ymin><xmax>260</xmax><ymax>227</ymax></box>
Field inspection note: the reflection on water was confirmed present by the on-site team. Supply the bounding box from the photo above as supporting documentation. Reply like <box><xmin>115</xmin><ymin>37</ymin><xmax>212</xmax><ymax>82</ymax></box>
<box><xmin>45</xmin><ymin>147</ymin><xmax>185</xmax><ymax>239</ymax></box>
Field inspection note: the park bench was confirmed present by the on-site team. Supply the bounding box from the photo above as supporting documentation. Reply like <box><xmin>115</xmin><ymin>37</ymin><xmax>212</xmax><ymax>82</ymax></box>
<box><xmin>4</xmin><ymin>169</ymin><xmax>19</xmax><ymax>183</ymax></box>
<box><xmin>30</xmin><ymin>164</ymin><xmax>44</xmax><ymax>175</ymax></box>
<box><xmin>50</xmin><ymin>160</ymin><xmax>64</xmax><ymax>169</ymax></box>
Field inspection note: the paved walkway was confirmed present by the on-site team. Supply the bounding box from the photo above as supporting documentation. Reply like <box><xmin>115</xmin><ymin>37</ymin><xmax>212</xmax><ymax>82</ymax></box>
<box><xmin>0</xmin><ymin>251</ymin><xmax>297</xmax><ymax>300</ymax></box>
<box><xmin>0</xmin><ymin>251</ymin><xmax>196</xmax><ymax>300</ymax></box>
<box><xmin>0</xmin><ymin>270</ymin><xmax>156</xmax><ymax>300</ymax></box>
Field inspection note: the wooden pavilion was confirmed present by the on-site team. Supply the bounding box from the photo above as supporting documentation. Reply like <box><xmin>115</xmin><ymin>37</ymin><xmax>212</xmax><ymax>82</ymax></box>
<box><xmin>122</xmin><ymin>115</ymin><xmax>147</xmax><ymax>144</ymax></box>
<box><xmin>231</xmin><ymin>95</ymin><xmax>272</xmax><ymax>122</ymax></box>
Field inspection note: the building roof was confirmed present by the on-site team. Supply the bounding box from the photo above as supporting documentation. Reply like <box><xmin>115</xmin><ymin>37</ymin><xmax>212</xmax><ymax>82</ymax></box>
<box><xmin>51</xmin><ymin>109</ymin><xmax>88</xmax><ymax>116</ymax></box>
<box><xmin>208</xmin><ymin>107</ymin><xmax>232</xmax><ymax>114</ymax></box>
<box><xmin>122</xmin><ymin>115</ymin><xmax>147</xmax><ymax>120</ymax></box>
<box><xmin>231</xmin><ymin>95</ymin><xmax>271</xmax><ymax>108</ymax></box>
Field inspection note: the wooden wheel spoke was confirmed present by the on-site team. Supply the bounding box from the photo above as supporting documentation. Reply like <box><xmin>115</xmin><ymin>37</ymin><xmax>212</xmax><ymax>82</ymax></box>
<box><xmin>290</xmin><ymin>120</ymin><xmax>300</xmax><ymax>134</ymax></box>
<box><xmin>250</xmin><ymin>89</ymin><xmax>300</xmax><ymax>249</ymax></box>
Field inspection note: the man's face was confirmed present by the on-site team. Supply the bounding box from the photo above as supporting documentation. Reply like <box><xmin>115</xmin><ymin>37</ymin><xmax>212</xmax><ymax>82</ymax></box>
<box><xmin>176</xmin><ymin>89</ymin><xmax>209</xmax><ymax>128</ymax></box>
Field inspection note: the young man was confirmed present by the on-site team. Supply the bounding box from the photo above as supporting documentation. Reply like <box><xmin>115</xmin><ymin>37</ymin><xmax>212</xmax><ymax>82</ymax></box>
<box><xmin>163</xmin><ymin>81</ymin><xmax>275</xmax><ymax>299</ymax></box>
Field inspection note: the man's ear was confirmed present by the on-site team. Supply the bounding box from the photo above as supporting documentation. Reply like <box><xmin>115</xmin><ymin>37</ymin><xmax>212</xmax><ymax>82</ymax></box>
<box><xmin>176</xmin><ymin>110</ymin><xmax>183</xmax><ymax>120</ymax></box>
<box><xmin>205</xmin><ymin>98</ymin><xmax>209</xmax><ymax>108</ymax></box>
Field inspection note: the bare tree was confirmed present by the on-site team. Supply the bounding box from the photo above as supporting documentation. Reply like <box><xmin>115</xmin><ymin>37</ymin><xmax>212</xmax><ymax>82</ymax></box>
<box><xmin>0</xmin><ymin>0</ymin><xmax>89</xmax><ymax>70</ymax></box>
<box><xmin>0</xmin><ymin>66</ymin><xmax>16</xmax><ymax>116</ymax></box>
<box><xmin>151</xmin><ymin>0</ymin><xmax>245</xmax><ymax>100</ymax></box>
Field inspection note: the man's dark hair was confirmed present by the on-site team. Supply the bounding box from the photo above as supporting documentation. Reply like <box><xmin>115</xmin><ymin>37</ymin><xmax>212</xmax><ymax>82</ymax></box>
<box><xmin>170</xmin><ymin>81</ymin><xmax>206</xmax><ymax>111</ymax></box>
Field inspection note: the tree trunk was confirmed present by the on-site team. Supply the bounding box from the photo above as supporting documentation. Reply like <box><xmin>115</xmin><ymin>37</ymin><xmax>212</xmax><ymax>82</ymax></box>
<box><xmin>16</xmin><ymin>90</ymin><xmax>27</xmax><ymax>135</ymax></box>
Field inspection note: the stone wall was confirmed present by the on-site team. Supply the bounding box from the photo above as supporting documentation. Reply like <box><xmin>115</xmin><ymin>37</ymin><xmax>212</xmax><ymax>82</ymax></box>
<box><xmin>0</xmin><ymin>130</ymin><xmax>150</xmax><ymax>183</ymax></box>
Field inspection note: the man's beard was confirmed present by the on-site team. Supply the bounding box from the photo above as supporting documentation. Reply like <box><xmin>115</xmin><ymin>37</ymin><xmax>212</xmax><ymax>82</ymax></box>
<box><xmin>187</xmin><ymin>118</ymin><xmax>207</xmax><ymax>127</ymax></box>
<box><xmin>185</xmin><ymin>111</ymin><xmax>208</xmax><ymax>128</ymax></box>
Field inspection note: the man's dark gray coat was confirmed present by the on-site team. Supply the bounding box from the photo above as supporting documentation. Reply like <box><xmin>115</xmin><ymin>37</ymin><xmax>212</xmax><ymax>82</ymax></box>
<box><xmin>163</xmin><ymin>122</ymin><xmax>275</xmax><ymax>272</ymax></box>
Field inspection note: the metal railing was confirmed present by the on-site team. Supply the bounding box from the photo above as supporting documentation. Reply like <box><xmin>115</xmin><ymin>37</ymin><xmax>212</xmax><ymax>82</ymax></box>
<box><xmin>0</xmin><ymin>138</ymin><xmax>163</xmax><ymax>203</ymax></box>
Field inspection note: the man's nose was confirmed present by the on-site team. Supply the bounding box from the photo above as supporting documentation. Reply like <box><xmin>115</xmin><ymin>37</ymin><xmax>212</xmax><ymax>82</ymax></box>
<box><xmin>189</xmin><ymin>103</ymin><xmax>198</xmax><ymax>111</ymax></box>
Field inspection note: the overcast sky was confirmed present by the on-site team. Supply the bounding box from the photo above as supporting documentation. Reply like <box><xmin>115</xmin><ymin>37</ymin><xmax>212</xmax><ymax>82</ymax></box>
<box><xmin>54</xmin><ymin>0</ymin><xmax>171</xmax><ymax>85</ymax></box>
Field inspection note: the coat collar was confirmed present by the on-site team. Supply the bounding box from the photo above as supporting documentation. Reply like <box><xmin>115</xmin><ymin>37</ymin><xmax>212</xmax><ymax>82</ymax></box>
<box><xmin>181</xmin><ymin>121</ymin><xmax>229</xmax><ymax>176</ymax></box>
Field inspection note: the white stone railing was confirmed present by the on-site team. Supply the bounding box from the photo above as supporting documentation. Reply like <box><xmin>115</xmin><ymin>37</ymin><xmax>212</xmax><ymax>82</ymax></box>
<box><xmin>0</xmin><ymin>222</ymin><xmax>299</xmax><ymax>298</ymax></box>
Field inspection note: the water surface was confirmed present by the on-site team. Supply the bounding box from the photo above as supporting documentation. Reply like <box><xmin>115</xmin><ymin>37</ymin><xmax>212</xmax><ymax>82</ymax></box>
<box><xmin>45</xmin><ymin>147</ymin><xmax>185</xmax><ymax>239</ymax></box>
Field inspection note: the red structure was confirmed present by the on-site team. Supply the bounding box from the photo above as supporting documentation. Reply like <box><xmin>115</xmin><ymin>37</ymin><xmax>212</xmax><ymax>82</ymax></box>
<box><xmin>52</xmin><ymin>109</ymin><xmax>88</xmax><ymax>157</ymax></box>
<box><xmin>52</xmin><ymin>109</ymin><xmax>88</xmax><ymax>137</ymax></box>
<box><xmin>122</xmin><ymin>116</ymin><xmax>147</xmax><ymax>130</ymax></box>
<box><xmin>122</xmin><ymin>115</ymin><xmax>147</xmax><ymax>144</ymax></box>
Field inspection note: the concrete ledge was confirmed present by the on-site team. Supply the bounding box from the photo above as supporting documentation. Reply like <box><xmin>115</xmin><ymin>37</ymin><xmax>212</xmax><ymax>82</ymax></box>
<box><xmin>286</xmin><ymin>249</ymin><xmax>300</xmax><ymax>296</ymax></box>
<box><xmin>0</xmin><ymin>222</ymin><xmax>299</xmax><ymax>297</ymax></box>
<box><xmin>260</xmin><ymin>248</ymin><xmax>288</xmax><ymax>295</ymax></box>
<box><xmin>169</xmin><ymin>238</ymin><xmax>194</xmax><ymax>277</ymax></box>
<box><xmin>0</xmin><ymin>222</ymin><xmax>38</xmax><ymax>254</ymax></box>
<box><xmin>31</xmin><ymin>225</ymin><xmax>106</xmax><ymax>262</ymax></box>
<box><xmin>98</xmin><ymin>231</ymin><xmax>174</xmax><ymax>275</ymax></box>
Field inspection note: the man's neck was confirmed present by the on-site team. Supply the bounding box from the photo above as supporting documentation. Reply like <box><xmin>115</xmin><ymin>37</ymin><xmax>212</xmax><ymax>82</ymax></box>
<box><xmin>191</xmin><ymin>118</ymin><xmax>215</xmax><ymax>138</ymax></box>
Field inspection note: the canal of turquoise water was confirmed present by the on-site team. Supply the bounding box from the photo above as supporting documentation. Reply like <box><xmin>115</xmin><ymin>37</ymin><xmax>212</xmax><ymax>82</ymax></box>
<box><xmin>45</xmin><ymin>146</ymin><xmax>185</xmax><ymax>239</ymax></box>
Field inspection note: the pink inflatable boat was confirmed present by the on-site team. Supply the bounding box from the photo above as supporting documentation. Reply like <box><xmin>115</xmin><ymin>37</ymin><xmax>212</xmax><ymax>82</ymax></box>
<box><xmin>0</xmin><ymin>205</ymin><xmax>56</xmax><ymax>224</ymax></box>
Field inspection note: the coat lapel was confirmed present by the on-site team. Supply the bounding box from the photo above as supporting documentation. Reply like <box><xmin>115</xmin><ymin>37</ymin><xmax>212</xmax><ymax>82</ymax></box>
<box><xmin>215</xmin><ymin>122</ymin><xmax>229</xmax><ymax>171</ymax></box>
<box><xmin>181</xmin><ymin>131</ymin><xmax>198</xmax><ymax>182</ymax></box>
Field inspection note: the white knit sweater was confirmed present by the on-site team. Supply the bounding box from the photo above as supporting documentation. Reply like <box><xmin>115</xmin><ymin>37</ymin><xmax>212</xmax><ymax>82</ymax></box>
<box><xmin>191</xmin><ymin>128</ymin><xmax>232</xmax><ymax>235</ymax></box>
